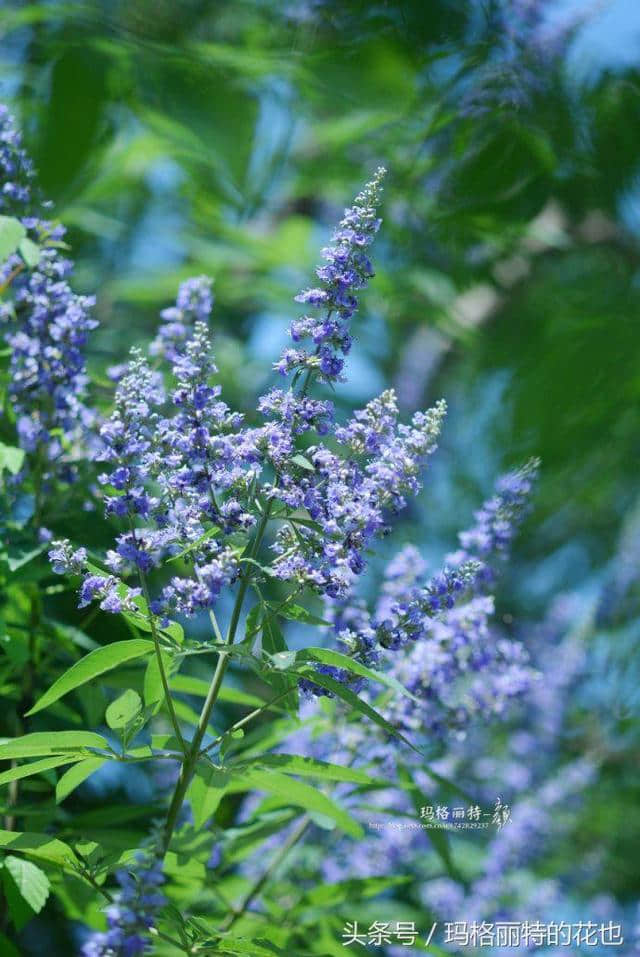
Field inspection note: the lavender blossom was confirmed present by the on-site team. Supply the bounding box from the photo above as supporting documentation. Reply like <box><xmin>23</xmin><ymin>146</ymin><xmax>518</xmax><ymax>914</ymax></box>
<box><xmin>149</xmin><ymin>275</ymin><xmax>213</xmax><ymax>362</ymax></box>
<box><xmin>269</xmin><ymin>391</ymin><xmax>447</xmax><ymax>599</ymax></box>
<box><xmin>0</xmin><ymin>106</ymin><xmax>98</xmax><ymax>482</ymax></box>
<box><xmin>81</xmin><ymin>853</ymin><xmax>167</xmax><ymax>957</ymax></box>
<box><xmin>274</xmin><ymin>167</ymin><xmax>386</xmax><ymax>384</ymax></box>
<box><xmin>447</xmin><ymin>458</ymin><xmax>539</xmax><ymax>585</ymax></box>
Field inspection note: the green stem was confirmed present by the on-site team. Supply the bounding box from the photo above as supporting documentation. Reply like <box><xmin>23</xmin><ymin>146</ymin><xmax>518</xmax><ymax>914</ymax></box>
<box><xmin>160</xmin><ymin>501</ymin><xmax>274</xmax><ymax>858</ymax></box>
<box><xmin>158</xmin><ymin>360</ymin><xmax>319</xmax><ymax>865</ymax></box>
<box><xmin>219</xmin><ymin>814</ymin><xmax>311</xmax><ymax>933</ymax></box>
<box><xmin>137</xmin><ymin>565</ymin><xmax>188</xmax><ymax>757</ymax></box>
<box><xmin>199</xmin><ymin>686</ymin><xmax>293</xmax><ymax>758</ymax></box>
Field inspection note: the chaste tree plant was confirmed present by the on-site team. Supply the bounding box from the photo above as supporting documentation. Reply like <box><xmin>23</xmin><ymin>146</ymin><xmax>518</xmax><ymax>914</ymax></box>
<box><xmin>0</xmin><ymin>105</ymin><xmax>538</xmax><ymax>956</ymax></box>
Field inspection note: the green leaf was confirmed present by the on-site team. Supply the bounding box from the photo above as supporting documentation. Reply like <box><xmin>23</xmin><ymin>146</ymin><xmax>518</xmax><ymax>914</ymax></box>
<box><xmin>105</xmin><ymin>689</ymin><xmax>142</xmax><ymax>730</ymax></box>
<box><xmin>0</xmin><ymin>755</ymin><xmax>85</xmax><ymax>788</ymax></box>
<box><xmin>3</xmin><ymin>542</ymin><xmax>47</xmax><ymax>573</ymax></box>
<box><xmin>143</xmin><ymin>651</ymin><xmax>173</xmax><ymax>712</ymax></box>
<box><xmin>426</xmin><ymin>826</ymin><xmax>463</xmax><ymax>884</ymax></box>
<box><xmin>301</xmin><ymin>875</ymin><xmax>411</xmax><ymax>907</ymax></box>
<box><xmin>262</xmin><ymin>618</ymin><xmax>298</xmax><ymax>715</ymax></box>
<box><xmin>0</xmin><ymin>442</ymin><xmax>25</xmax><ymax>476</ymax></box>
<box><xmin>4</xmin><ymin>856</ymin><xmax>50</xmax><ymax>914</ymax></box>
<box><xmin>292</xmin><ymin>668</ymin><xmax>424</xmax><ymax>757</ymax></box>
<box><xmin>1</xmin><ymin>866</ymin><xmax>34</xmax><ymax>932</ymax></box>
<box><xmin>270</xmin><ymin>650</ymin><xmax>297</xmax><ymax>670</ymax></box>
<box><xmin>26</xmin><ymin>639</ymin><xmax>154</xmax><ymax>715</ymax></box>
<box><xmin>56</xmin><ymin>758</ymin><xmax>105</xmax><ymax>804</ymax></box>
<box><xmin>0</xmin><ymin>216</ymin><xmax>26</xmax><ymax>261</ymax></box>
<box><xmin>297</xmin><ymin>648</ymin><xmax>420</xmax><ymax>702</ymax></box>
<box><xmin>271</xmin><ymin>603</ymin><xmax>329</xmax><ymax>626</ymax></box>
<box><xmin>0</xmin><ymin>933</ymin><xmax>20</xmax><ymax>957</ymax></box>
<box><xmin>166</xmin><ymin>525</ymin><xmax>221</xmax><ymax>562</ymax></box>
<box><xmin>188</xmin><ymin>766</ymin><xmax>229</xmax><ymax>830</ymax></box>
<box><xmin>0</xmin><ymin>731</ymin><xmax>108</xmax><ymax>760</ymax></box>
<box><xmin>234</xmin><ymin>753</ymin><xmax>381</xmax><ymax>786</ymax></box>
<box><xmin>17</xmin><ymin>237</ymin><xmax>40</xmax><ymax>268</ymax></box>
<box><xmin>224</xmin><ymin>767</ymin><xmax>363</xmax><ymax>838</ymax></box>
<box><xmin>0</xmin><ymin>830</ymin><xmax>79</xmax><ymax>869</ymax></box>
<box><xmin>291</xmin><ymin>453</ymin><xmax>315</xmax><ymax>471</ymax></box>
<box><xmin>244</xmin><ymin>601</ymin><xmax>263</xmax><ymax>641</ymax></box>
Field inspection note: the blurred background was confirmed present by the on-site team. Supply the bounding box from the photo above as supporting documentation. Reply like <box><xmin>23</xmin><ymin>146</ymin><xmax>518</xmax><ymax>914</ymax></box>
<box><xmin>2</xmin><ymin>0</ymin><xmax>640</xmax><ymax>951</ymax></box>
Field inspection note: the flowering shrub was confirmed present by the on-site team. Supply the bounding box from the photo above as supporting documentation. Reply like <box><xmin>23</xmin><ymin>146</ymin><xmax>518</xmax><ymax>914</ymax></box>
<box><xmin>0</xmin><ymin>107</ymin><xmax>542</xmax><ymax>956</ymax></box>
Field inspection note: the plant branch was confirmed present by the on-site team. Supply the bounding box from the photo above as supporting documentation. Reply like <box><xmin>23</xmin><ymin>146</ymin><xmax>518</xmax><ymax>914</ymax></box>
<box><xmin>219</xmin><ymin>814</ymin><xmax>311</xmax><ymax>933</ymax></box>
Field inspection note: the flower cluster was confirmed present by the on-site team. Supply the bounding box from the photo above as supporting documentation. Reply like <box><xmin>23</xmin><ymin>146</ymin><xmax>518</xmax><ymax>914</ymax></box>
<box><xmin>275</xmin><ymin>166</ymin><xmax>385</xmax><ymax>383</ymax></box>
<box><xmin>0</xmin><ymin>104</ymin><xmax>35</xmax><ymax>211</ymax></box>
<box><xmin>149</xmin><ymin>275</ymin><xmax>213</xmax><ymax>362</ymax></box>
<box><xmin>81</xmin><ymin>854</ymin><xmax>167</xmax><ymax>957</ymax></box>
<box><xmin>0</xmin><ymin>106</ymin><xmax>98</xmax><ymax>482</ymax></box>
<box><xmin>269</xmin><ymin>390</ymin><xmax>447</xmax><ymax>599</ymax></box>
<box><xmin>447</xmin><ymin>458</ymin><xmax>539</xmax><ymax>586</ymax></box>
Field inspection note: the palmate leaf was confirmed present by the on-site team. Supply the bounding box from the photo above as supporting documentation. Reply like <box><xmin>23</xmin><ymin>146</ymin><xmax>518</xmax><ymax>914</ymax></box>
<box><xmin>105</xmin><ymin>689</ymin><xmax>142</xmax><ymax>730</ymax></box>
<box><xmin>272</xmin><ymin>603</ymin><xmax>329</xmax><ymax>627</ymax></box>
<box><xmin>171</xmin><ymin>674</ymin><xmax>269</xmax><ymax>710</ymax></box>
<box><xmin>143</xmin><ymin>650</ymin><xmax>174</xmax><ymax>712</ymax></box>
<box><xmin>397</xmin><ymin>762</ymin><xmax>468</xmax><ymax>884</ymax></box>
<box><xmin>26</xmin><ymin>639</ymin><xmax>154</xmax><ymax>716</ymax></box>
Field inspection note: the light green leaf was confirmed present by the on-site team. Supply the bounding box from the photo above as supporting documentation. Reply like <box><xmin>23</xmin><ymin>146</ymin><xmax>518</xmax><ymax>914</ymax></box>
<box><xmin>26</xmin><ymin>639</ymin><xmax>154</xmax><ymax>716</ymax></box>
<box><xmin>170</xmin><ymin>675</ymin><xmax>268</xmax><ymax>709</ymax></box>
<box><xmin>4</xmin><ymin>856</ymin><xmax>50</xmax><ymax>914</ymax></box>
<box><xmin>244</xmin><ymin>601</ymin><xmax>263</xmax><ymax>641</ymax></box>
<box><xmin>301</xmin><ymin>874</ymin><xmax>411</xmax><ymax>907</ymax></box>
<box><xmin>188</xmin><ymin>766</ymin><xmax>229</xmax><ymax>829</ymax></box>
<box><xmin>166</xmin><ymin>525</ymin><xmax>221</xmax><ymax>562</ymax></box>
<box><xmin>225</xmin><ymin>767</ymin><xmax>363</xmax><ymax>838</ymax></box>
<box><xmin>262</xmin><ymin>618</ymin><xmax>297</xmax><ymax>715</ymax></box>
<box><xmin>292</xmin><ymin>668</ymin><xmax>423</xmax><ymax>757</ymax></box>
<box><xmin>0</xmin><ymin>442</ymin><xmax>25</xmax><ymax>476</ymax></box>
<box><xmin>0</xmin><ymin>216</ymin><xmax>26</xmax><ymax>261</ymax></box>
<box><xmin>297</xmin><ymin>647</ymin><xmax>419</xmax><ymax>702</ymax></box>
<box><xmin>56</xmin><ymin>758</ymin><xmax>105</xmax><ymax>804</ymax></box>
<box><xmin>143</xmin><ymin>651</ymin><xmax>173</xmax><ymax>712</ymax></box>
<box><xmin>105</xmin><ymin>690</ymin><xmax>142</xmax><ymax>730</ymax></box>
<box><xmin>0</xmin><ymin>830</ymin><xmax>79</xmax><ymax>869</ymax></box>
<box><xmin>290</xmin><ymin>453</ymin><xmax>315</xmax><ymax>471</ymax></box>
<box><xmin>272</xmin><ymin>603</ymin><xmax>329</xmax><ymax>627</ymax></box>
<box><xmin>4</xmin><ymin>542</ymin><xmax>47</xmax><ymax>573</ymax></box>
<box><xmin>18</xmin><ymin>237</ymin><xmax>40</xmax><ymax>268</ymax></box>
<box><xmin>0</xmin><ymin>755</ymin><xmax>84</xmax><ymax>788</ymax></box>
<box><xmin>0</xmin><ymin>731</ymin><xmax>108</xmax><ymax>760</ymax></box>
<box><xmin>234</xmin><ymin>753</ymin><xmax>380</xmax><ymax>786</ymax></box>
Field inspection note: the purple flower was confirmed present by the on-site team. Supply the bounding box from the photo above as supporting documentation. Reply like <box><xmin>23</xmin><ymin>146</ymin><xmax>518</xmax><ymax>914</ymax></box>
<box><xmin>273</xmin><ymin>167</ymin><xmax>386</xmax><ymax>384</ymax></box>
<box><xmin>150</xmin><ymin>275</ymin><xmax>213</xmax><ymax>362</ymax></box>
<box><xmin>81</xmin><ymin>854</ymin><xmax>167</xmax><ymax>957</ymax></box>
